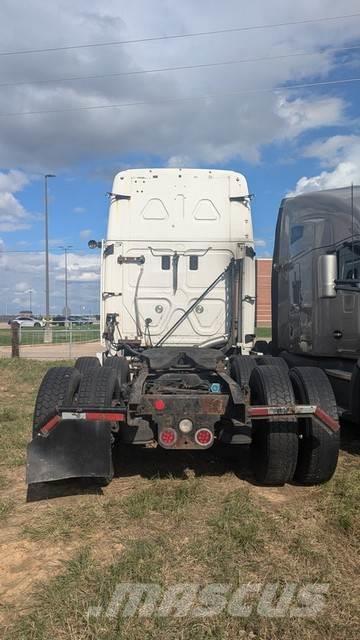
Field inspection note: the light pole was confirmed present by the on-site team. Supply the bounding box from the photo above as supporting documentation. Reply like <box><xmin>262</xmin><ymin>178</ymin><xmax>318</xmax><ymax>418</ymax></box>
<box><xmin>26</xmin><ymin>289</ymin><xmax>33</xmax><ymax>312</ymax></box>
<box><xmin>59</xmin><ymin>245</ymin><xmax>72</xmax><ymax>320</ymax></box>
<box><xmin>44</xmin><ymin>174</ymin><xmax>56</xmax><ymax>320</ymax></box>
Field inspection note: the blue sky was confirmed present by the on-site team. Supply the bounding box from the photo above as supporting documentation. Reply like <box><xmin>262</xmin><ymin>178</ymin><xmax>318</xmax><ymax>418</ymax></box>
<box><xmin>0</xmin><ymin>0</ymin><xmax>359</xmax><ymax>314</ymax></box>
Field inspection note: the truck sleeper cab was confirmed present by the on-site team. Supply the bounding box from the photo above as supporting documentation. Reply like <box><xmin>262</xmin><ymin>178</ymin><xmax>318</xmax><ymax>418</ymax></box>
<box><xmin>101</xmin><ymin>168</ymin><xmax>256</xmax><ymax>351</ymax></box>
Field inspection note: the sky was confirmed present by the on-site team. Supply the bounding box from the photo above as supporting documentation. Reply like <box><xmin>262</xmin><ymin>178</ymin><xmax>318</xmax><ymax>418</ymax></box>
<box><xmin>0</xmin><ymin>0</ymin><xmax>359</xmax><ymax>314</ymax></box>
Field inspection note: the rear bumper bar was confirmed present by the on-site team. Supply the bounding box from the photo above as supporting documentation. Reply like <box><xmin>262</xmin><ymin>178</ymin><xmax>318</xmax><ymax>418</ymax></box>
<box><xmin>36</xmin><ymin>403</ymin><xmax>339</xmax><ymax>437</ymax></box>
<box><xmin>248</xmin><ymin>405</ymin><xmax>339</xmax><ymax>433</ymax></box>
<box><xmin>37</xmin><ymin>407</ymin><xmax>127</xmax><ymax>437</ymax></box>
<box><xmin>27</xmin><ymin>403</ymin><xmax>339</xmax><ymax>484</ymax></box>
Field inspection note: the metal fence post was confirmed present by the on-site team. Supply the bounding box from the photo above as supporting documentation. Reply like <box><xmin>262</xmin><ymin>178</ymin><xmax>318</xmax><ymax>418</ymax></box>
<box><xmin>11</xmin><ymin>322</ymin><xmax>20</xmax><ymax>358</ymax></box>
<box><xmin>69</xmin><ymin>322</ymin><xmax>72</xmax><ymax>359</ymax></box>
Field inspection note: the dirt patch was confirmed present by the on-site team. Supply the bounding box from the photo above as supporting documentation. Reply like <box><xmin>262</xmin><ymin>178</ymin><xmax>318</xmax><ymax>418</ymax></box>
<box><xmin>0</xmin><ymin>466</ymin><xmax>149</xmax><ymax>622</ymax></box>
<box><xmin>0</xmin><ymin>540</ymin><xmax>76</xmax><ymax>619</ymax></box>
<box><xmin>250</xmin><ymin>482</ymin><xmax>310</xmax><ymax>506</ymax></box>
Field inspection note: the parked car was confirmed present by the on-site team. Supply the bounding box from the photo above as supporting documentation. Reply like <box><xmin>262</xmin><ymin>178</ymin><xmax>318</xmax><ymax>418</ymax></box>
<box><xmin>52</xmin><ymin>315</ymin><xmax>66</xmax><ymax>326</ymax></box>
<box><xmin>8</xmin><ymin>316</ymin><xmax>45</xmax><ymax>328</ymax></box>
<box><xmin>80</xmin><ymin>315</ymin><xmax>95</xmax><ymax>325</ymax></box>
<box><xmin>68</xmin><ymin>315</ymin><xmax>91</xmax><ymax>325</ymax></box>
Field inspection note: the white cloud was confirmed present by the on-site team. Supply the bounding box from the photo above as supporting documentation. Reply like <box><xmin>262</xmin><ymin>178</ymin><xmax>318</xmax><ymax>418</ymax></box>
<box><xmin>0</xmin><ymin>170</ymin><xmax>29</xmax><ymax>193</ymax></box>
<box><xmin>79</xmin><ymin>228</ymin><xmax>92</xmax><ymax>239</ymax></box>
<box><xmin>74</xmin><ymin>207</ymin><xmax>86</xmax><ymax>213</ymax></box>
<box><xmin>16</xmin><ymin>239</ymin><xmax>31</xmax><ymax>246</ymax></box>
<box><xmin>0</xmin><ymin>170</ymin><xmax>32</xmax><ymax>231</ymax></box>
<box><xmin>0</xmin><ymin>244</ymin><xmax>100</xmax><ymax>314</ymax></box>
<box><xmin>276</xmin><ymin>95</ymin><xmax>344</xmax><ymax>138</ymax></box>
<box><xmin>54</xmin><ymin>252</ymin><xmax>100</xmax><ymax>283</ymax></box>
<box><xmin>167</xmin><ymin>155</ymin><xmax>194</xmax><ymax>168</ymax></box>
<box><xmin>289</xmin><ymin>135</ymin><xmax>360</xmax><ymax>195</ymax></box>
<box><xmin>0</xmin><ymin>1</ymin><xmax>358</xmax><ymax>169</ymax></box>
<box><xmin>254</xmin><ymin>238</ymin><xmax>267</xmax><ymax>247</ymax></box>
<box><xmin>15</xmin><ymin>281</ymin><xmax>31</xmax><ymax>292</ymax></box>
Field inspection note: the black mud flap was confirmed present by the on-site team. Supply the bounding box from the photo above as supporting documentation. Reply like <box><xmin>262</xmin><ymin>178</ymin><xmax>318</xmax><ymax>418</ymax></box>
<box><xmin>26</xmin><ymin>420</ymin><xmax>112</xmax><ymax>484</ymax></box>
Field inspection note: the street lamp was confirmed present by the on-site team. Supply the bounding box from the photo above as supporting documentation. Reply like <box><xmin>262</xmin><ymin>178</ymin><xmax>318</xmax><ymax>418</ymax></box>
<box><xmin>44</xmin><ymin>174</ymin><xmax>56</xmax><ymax>320</ymax></box>
<box><xmin>26</xmin><ymin>289</ymin><xmax>33</xmax><ymax>312</ymax></box>
<box><xmin>59</xmin><ymin>245</ymin><xmax>72</xmax><ymax>321</ymax></box>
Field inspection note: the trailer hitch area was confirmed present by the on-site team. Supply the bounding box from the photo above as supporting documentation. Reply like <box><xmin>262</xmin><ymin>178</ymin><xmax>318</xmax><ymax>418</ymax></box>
<box><xmin>26</xmin><ymin>407</ymin><xmax>127</xmax><ymax>485</ymax></box>
<box><xmin>248</xmin><ymin>405</ymin><xmax>340</xmax><ymax>434</ymax></box>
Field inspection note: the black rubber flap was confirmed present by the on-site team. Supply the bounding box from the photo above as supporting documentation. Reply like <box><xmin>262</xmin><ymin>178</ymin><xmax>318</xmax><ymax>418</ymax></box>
<box><xmin>26</xmin><ymin>420</ymin><xmax>112</xmax><ymax>484</ymax></box>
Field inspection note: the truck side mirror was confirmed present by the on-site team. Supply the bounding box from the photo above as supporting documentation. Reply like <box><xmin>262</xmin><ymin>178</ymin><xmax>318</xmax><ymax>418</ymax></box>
<box><xmin>88</xmin><ymin>240</ymin><xmax>101</xmax><ymax>249</ymax></box>
<box><xmin>318</xmin><ymin>254</ymin><xmax>337</xmax><ymax>298</ymax></box>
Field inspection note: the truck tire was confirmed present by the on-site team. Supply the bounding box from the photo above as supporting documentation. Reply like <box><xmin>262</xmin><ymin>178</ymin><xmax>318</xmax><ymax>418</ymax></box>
<box><xmin>249</xmin><ymin>365</ymin><xmax>298</xmax><ymax>486</ymax></box>
<box><xmin>76</xmin><ymin>366</ymin><xmax>120</xmax><ymax>406</ymax></box>
<box><xmin>33</xmin><ymin>367</ymin><xmax>81</xmax><ymax>437</ymax></box>
<box><xmin>76</xmin><ymin>367</ymin><xmax>120</xmax><ymax>485</ymax></box>
<box><xmin>74</xmin><ymin>356</ymin><xmax>101</xmax><ymax>374</ymax></box>
<box><xmin>256</xmin><ymin>355</ymin><xmax>288</xmax><ymax>369</ymax></box>
<box><xmin>349</xmin><ymin>361</ymin><xmax>360</xmax><ymax>420</ymax></box>
<box><xmin>103</xmin><ymin>356</ymin><xmax>130</xmax><ymax>385</ymax></box>
<box><xmin>229</xmin><ymin>355</ymin><xmax>256</xmax><ymax>386</ymax></box>
<box><xmin>289</xmin><ymin>367</ymin><xmax>340</xmax><ymax>484</ymax></box>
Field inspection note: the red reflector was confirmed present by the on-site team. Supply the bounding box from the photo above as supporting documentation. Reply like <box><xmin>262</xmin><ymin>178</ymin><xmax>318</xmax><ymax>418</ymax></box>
<box><xmin>195</xmin><ymin>428</ymin><xmax>213</xmax><ymax>446</ymax></box>
<box><xmin>159</xmin><ymin>428</ymin><xmax>177</xmax><ymax>446</ymax></box>
<box><xmin>86</xmin><ymin>412</ymin><xmax>126</xmax><ymax>422</ymax></box>
<box><xmin>154</xmin><ymin>399</ymin><xmax>166</xmax><ymax>411</ymax></box>
<box><xmin>40</xmin><ymin>415</ymin><xmax>61</xmax><ymax>435</ymax></box>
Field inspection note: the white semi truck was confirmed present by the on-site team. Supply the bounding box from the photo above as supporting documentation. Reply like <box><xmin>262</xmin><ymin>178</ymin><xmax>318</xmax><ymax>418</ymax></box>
<box><xmin>27</xmin><ymin>168</ymin><xmax>340</xmax><ymax>488</ymax></box>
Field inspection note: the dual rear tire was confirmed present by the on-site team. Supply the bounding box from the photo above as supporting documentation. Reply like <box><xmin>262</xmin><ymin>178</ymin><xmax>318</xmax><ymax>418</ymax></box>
<box><xmin>249</xmin><ymin>365</ymin><xmax>298</xmax><ymax>485</ymax></box>
<box><xmin>248</xmin><ymin>364</ymin><xmax>339</xmax><ymax>486</ymax></box>
<box><xmin>229</xmin><ymin>358</ymin><xmax>340</xmax><ymax>485</ymax></box>
<box><xmin>289</xmin><ymin>367</ymin><xmax>339</xmax><ymax>484</ymax></box>
<box><xmin>33</xmin><ymin>361</ymin><xmax>127</xmax><ymax>486</ymax></box>
<box><xmin>103</xmin><ymin>356</ymin><xmax>130</xmax><ymax>385</ymax></box>
<box><xmin>32</xmin><ymin>367</ymin><xmax>81</xmax><ymax>437</ymax></box>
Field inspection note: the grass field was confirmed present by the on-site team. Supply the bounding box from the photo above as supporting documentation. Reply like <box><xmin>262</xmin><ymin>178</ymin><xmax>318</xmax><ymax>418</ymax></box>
<box><xmin>0</xmin><ymin>325</ymin><xmax>99</xmax><ymax>346</ymax></box>
<box><xmin>255</xmin><ymin>327</ymin><xmax>272</xmax><ymax>339</ymax></box>
<box><xmin>0</xmin><ymin>359</ymin><xmax>359</xmax><ymax>639</ymax></box>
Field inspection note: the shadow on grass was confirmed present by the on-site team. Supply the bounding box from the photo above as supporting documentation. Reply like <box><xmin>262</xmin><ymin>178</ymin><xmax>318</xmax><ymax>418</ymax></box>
<box><xmin>26</xmin><ymin>477</ymin><xmax>103</xmax><ymax>502</ymax></box>
<box><xmin>27</xmin><ymin>414</ymin><xmax>359</xmax><ymax>503</ymax></box>
<box><xmin>113</xmin><ymin>441</ymin><xmax>254</xmax><ymax>483</ymax></box>
<box><xmin>26</xmin><ymin>444</ymin><xmax>254</xmax><ymax>501</ymax></box>
<box><xmin>340</xmin><ymin>416</ymin><xmax>360</xmax><ymax>456</ymax></box>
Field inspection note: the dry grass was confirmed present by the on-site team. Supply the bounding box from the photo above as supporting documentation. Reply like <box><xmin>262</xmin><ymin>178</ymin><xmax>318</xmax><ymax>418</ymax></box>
<box><xmin>0</xmin><ymin>359</ymin><xmax>359</xmax><ymax>639</ymax></box>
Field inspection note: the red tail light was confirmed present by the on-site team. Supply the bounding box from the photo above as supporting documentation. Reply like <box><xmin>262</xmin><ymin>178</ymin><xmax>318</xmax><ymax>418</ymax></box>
<box><xmin>159</xmin><ymin>428</ymin><xmax>177</xmax><ymax>447</ymax></box>
<box><xmin>154</xmin><ymin>399</ymin><xmax>166</xmax><ymax>411</ymax></box>
<box><xmin>195</xmin><ymin>428</ymin><xmax>213</xmax><ymax>446</ymax></box>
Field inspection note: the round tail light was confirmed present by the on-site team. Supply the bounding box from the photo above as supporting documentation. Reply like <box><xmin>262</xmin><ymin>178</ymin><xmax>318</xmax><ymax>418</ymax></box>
<box><xmin>195</xmin><ymin>428</ymin><xmax>213</xmax><ymax>446</ymax></box>
<box><xmin>159</xmin><ymin>428</ymin><xmax>177</xmax><ymax>447</ymax></box>
<box><xmin>154</xmin><ymin>399</ymin><xmax>166</xmax><ymax>411</ymax></box>
<box><xmin>179</xmin><ymin>418</ymin><xmax>193</xmax><ymax>434</ymax></box>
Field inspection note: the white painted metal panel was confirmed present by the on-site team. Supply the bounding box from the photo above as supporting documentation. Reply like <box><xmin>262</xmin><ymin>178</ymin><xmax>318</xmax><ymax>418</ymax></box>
<box><xmin>102</xmin><ymin>169</ymin><xmax>255</xmax><ymax>348</ymax></box>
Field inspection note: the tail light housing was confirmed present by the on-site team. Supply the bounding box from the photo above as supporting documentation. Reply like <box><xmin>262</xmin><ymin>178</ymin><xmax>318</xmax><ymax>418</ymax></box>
<box><xmin>195</xmin><ymin>428</ymin><xmax>213</xmax><ymax>447</ymax></box>
<box><xmin>159</xmin><ymin>428</ymin><xmax>177</xmax><ymax>447</ymax></box>
<box><xmin>153</xmin><ymin>399</ymin><xmax>166</xmax><ymax>411</ymax></box>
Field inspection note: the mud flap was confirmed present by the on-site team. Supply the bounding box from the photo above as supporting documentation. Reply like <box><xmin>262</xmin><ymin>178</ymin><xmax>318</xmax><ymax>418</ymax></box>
<box><xmin>26</xmin><ymin>420</ymin><xmax>112</xmax><ymax>484</ymax></box>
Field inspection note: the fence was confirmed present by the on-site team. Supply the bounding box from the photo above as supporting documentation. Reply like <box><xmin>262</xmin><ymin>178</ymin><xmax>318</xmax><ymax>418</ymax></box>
<box><xmin>0</xmin><ymin>323</ymin><xmax>101</xmax><ymax>360</ymax></box>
